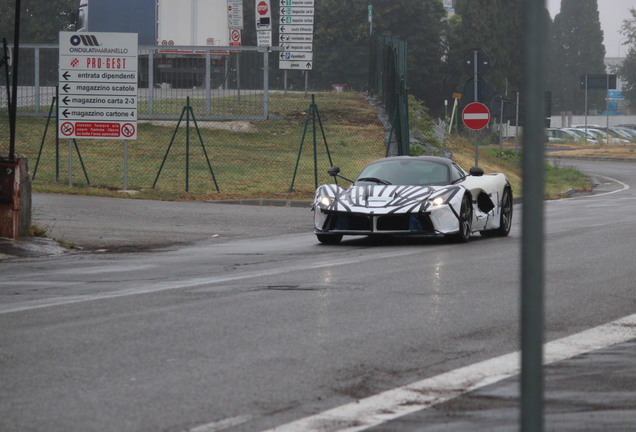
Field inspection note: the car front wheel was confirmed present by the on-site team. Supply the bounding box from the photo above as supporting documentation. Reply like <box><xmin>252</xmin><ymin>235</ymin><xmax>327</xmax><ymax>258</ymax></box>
<box><xmin>445</xmin><ymin>195</ymin><xmax>472</xmax><ymax>243</ymax></box>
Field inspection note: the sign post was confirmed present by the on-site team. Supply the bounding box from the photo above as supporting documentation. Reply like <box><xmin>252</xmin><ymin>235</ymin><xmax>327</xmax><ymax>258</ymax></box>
<box><xmin>256</xmin><ymin>0</ymin><xmax>272</xmax><ymax>47</ymax></box>
<box><xmin>462</xmin><ymin>102</ymin><xmax>490</xmax><ymax>166</ymax></box>
<box><xmin>58</xmin><ymin>32</ymin><xmax>138</xmax><ymax>140</ymax></box>
<box><xmin>58</xmin><ymin>31</ymin><xmax>138</xmax><ymax>187</ymax></box>
<box><xmin>278</xmin><ymin>0</ymin><xmax>315</xmax><ymax>71</ymax></box>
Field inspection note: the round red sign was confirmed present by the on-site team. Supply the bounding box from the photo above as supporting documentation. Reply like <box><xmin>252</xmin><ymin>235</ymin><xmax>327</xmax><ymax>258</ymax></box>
<box><xmin>462</xmin><ymin>102</ymin><xmax>491</xmax><ymax>130</ymax></box>
<box><xmin>257</xmin><ymin>1</ymin><xmax>268</xmax><ymax>15</ymax></box>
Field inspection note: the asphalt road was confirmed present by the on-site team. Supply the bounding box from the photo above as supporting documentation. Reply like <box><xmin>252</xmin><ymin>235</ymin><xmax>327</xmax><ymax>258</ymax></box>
<box><xmin>1</xmin><ymin>159</ymin><xmax>635</xmax><ymax>432</ymax></box>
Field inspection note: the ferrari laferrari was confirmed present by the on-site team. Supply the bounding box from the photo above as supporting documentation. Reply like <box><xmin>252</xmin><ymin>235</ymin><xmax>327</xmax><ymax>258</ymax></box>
<box><xmin>312</xmin><ymin>156</ymin><xmax>513</xmax><ymax>244</ymax></box>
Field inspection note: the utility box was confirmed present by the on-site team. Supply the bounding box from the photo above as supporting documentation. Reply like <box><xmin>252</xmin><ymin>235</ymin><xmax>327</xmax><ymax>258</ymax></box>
<box><xmin>0</xmin><ymin>156</ymin><xmax>31</xmax><ymax>239</ymax></box>
<box><xmin>0</xmin><ymin>162</ymin><xmax>15</xmax><ymax>203</ymax></box>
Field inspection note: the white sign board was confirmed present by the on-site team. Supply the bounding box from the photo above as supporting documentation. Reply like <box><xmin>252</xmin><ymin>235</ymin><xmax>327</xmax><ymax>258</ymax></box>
<box><xmin>281</xmin><ymin>0</ymin><xmax>314</xmax><ymax>5</ymax></box>
<box><xmin>227</xmin><ymin>0</ymin><xmax>244</xmax><ymax>29</ymax></box>
<box><xmin>58</xmin><ymin>32</ymin><xmax>138</xmax><ymax>140</ymax></box>
<box><xmin>278</xmin><ymin>0</ymin><xmax>314</xmax><ymax>70</ymax></box>
<box><xmin>256</xmin><ymin>0</ymin><xmax>273</xmax><ymax>46</ymax></box>
<box><xmin>257</xmin><ymin>31</ymin><xmax>273</xmax><ymax>47</ymax></box>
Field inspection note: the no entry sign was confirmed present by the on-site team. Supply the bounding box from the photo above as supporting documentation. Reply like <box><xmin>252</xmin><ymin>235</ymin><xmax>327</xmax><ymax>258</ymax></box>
<box><xmin>462</xmin><ymin>102</ymin><xmax>490</xmax><ymax>130</ymax></box>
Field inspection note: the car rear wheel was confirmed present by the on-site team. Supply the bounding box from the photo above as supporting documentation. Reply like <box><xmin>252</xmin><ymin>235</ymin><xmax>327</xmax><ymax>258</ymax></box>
<box><xmin>445</xmin><ymin>195</ymin><xmax>472</xmax><ymax>243</ymax></box>
<box><xmin>481</xmin><ymin>186</ymin><xmax>513</xmax><ymax>237</ymax></box>
<box><xmin>317</xmin><ymin>233</ymin><xmax>343</xmax><ymax>244</ymax></box>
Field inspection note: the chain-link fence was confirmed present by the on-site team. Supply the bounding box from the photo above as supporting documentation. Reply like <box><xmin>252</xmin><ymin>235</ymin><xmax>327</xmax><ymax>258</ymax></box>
<box><xmin>369</xmin><ymin>35</ymin><xmax>409</xmax><ymax>156</ymax></box>
<box><xmin>1</xmin><ymin>44</ymin><xmax>398</xmax><ymax>198</ymax></box>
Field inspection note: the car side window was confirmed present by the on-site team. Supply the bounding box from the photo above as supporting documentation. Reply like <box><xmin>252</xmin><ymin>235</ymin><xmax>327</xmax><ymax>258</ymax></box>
<box><xmin>450</xmin><ymin>163</ymin><xmax>466</xmax><ymax>183</ymax></box>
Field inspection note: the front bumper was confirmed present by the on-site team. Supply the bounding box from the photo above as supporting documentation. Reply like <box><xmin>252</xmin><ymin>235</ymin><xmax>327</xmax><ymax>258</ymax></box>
<box><xmin>314</xmin><ymin>209</ymin><xmax>441</xmax><ymax>236</ymax></box>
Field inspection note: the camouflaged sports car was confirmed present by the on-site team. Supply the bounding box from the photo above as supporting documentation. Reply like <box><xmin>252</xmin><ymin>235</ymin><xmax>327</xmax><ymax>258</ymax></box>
<box><xmin>312</xmin><ymin>156</ymin><xmax>513</xmax><ymax>244</ymax></box>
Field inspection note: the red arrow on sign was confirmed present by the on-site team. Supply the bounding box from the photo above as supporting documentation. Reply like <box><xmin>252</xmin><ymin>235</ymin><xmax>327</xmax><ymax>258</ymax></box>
<box><xmin>462</xmin><ymin>102</ymin><xmax>490</xmax><ymax>130</ymax></box>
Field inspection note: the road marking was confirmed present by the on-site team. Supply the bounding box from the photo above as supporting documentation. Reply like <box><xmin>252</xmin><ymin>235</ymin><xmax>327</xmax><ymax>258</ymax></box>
<box><xmin>580</xmin><ymin>173</ymin><xmax>630</xmax><ymax>197</ymax></box>
<box><xmin>262</xmin><ymin>313</ymin><xmax>636</xmax><ymax>432</ymax></box>
<box><xmin>185</xmin><ymin>415</ymin><xmax>252</xmax><ymax>432</ymax></box>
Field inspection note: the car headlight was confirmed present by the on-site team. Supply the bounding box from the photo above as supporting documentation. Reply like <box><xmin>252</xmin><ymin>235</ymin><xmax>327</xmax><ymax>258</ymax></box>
<box><xmin>428</xmin><ymin>190</ymin><xmax>453</xmax><ymax>207</ymax></box>
<box><xmin>429</xmin><ymin>196</ymin><xmax>446</xmax><ymax>206</ymax></box>
<box><xmin>318</xmin><ymin>195</ymin><xmax>334</xmax><ymax>208</ymax></box>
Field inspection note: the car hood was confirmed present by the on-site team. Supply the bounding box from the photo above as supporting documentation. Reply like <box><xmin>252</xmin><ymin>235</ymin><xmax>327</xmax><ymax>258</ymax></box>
<box><xmin>316</xmin><ymin>184</ymin><xmax>457</xmax><ymax>213</ymax></box>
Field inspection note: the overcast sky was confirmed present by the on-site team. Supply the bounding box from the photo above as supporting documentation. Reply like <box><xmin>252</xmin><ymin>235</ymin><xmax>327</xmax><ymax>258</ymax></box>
<box><xmin>546</xmin><ymin>0</ymin><xmax>634</xmax><ymax>58</ymax></box>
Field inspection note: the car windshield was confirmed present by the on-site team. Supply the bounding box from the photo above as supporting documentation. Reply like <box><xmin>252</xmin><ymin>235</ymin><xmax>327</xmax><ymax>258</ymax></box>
<box><xmin>356</xmin><ymin>159</ymin><xmax>450</xmax><ymax>186</ymax></box>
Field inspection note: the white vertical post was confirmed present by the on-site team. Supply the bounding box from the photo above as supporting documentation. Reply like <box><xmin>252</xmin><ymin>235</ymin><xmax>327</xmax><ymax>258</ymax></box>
<box><xmin>123</xmin><ymin>140</ymin><xmax>128</xmax><ymax>191</ymax></box>
<box><xmin>68</xmin><ymin>139</ymin><xmax>73</xmax><ymax>186</ymax></box>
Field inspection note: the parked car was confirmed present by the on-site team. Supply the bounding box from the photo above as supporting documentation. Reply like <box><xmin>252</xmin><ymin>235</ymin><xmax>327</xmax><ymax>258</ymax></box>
<box><xmin>563</xmin><ymin>128</ymin><xmax>600</xmax><ymax>144</ymax></box>
<box><xmin>615</xmin><ymin>124</ymin><xmax>636</xmax><ymax>130</ymax></box>
<box><xmin>610</xmin><ymin>127</ymin><xmax>636</xmax><ymax>142</ymax></box>
<box><xmin>600</xmin><ymin>127</ymin><xmax>633</xmax><ymax>143</ymax></box>
<box><xmin>574</xmin><ymin>127</ymin><xmax>630</xmax><ymax>144</ymax></box>
<box><xmin>546</xmin><ymin>128</ymin><xmax>583</xmax><ymax>143</ymax></box>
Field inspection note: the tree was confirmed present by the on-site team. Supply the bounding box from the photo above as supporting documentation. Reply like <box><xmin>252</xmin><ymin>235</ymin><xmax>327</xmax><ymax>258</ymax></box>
<box><xmin>444</xmin><ymin>0</ymin><xmax>526</xmax><ymax>111</ymax></box>
<box><xmin>548</xmin><ymin>0</ymin><xmax>606</xmax><ymax>115</ymax></box>
<box><xmin>310</xmin><ymin>1</ymin><xmax>446</xmax><ymax>108</ymax></box>
<box><xmin>365</xmin><ymin>0</ymin><xmax>446</xmax><ymax>111</ymax></box>
<box><xmin>1</xmin><ymin>0</ymin><xmax>77</xmax><ymax>44</ymax></box>
<box><xmin>618</xmin><ymin>8</ymin><xmax>636</xmax><ymax>108</ymax></box>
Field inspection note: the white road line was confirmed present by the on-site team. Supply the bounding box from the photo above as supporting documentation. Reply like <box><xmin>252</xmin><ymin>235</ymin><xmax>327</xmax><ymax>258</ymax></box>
<box><xmin>263</xmin><ymin>313</ymin><xmax>636</xmax><ymax>432</ymax></box>
<box><xmin>580</xmin><ymin>173</ymin><xmax>630</xmax><ymax>197</ymax></box>
<box><xmin>185</xmin><ymin>415</ymin><xmax>253</xmax><ymax>432</ymax></box>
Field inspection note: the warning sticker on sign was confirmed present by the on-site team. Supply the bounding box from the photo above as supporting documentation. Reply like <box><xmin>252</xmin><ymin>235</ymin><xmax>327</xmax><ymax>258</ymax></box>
<box><xmin>75</xmin><ymin>122</ymin><xmax>121</xmax><ymax>138</ymax></box>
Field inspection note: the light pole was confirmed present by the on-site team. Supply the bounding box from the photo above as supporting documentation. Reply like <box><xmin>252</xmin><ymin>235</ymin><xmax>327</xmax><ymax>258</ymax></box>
<box><xmin>618</xmin><ymin>37</ymin><xmax>627</xmax><ymax>57</ymax></box>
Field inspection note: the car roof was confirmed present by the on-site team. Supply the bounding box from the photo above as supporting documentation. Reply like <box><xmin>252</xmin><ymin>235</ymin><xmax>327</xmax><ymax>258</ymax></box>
<box><xmin>367</xmin><ymin>156</ymin><xmax>455</xmax><ymax>167</ymax></box>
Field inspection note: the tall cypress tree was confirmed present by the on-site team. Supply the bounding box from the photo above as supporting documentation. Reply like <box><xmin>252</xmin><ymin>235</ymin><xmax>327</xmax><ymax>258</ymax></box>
<box><xmin>548</xmin><ymin>0</ymin><xmax>606</xmax><ymax>115</ymax></box>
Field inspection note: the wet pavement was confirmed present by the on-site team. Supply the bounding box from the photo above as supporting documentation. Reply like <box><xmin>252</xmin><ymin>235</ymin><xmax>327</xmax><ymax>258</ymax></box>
<box><xmin>365</xmin><ymin>339</ymin><xmax>636</xmax><ymax>431</ymax></box>
<box><xmin>1</xmin><ymin>193</ymin><xmax>635</xmax><ymax>431</ymax></box>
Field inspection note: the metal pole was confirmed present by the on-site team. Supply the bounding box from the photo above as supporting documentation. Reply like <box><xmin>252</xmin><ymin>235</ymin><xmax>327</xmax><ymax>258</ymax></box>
<box><xmin>186</xmin><ymin>97</ymin><xmax>190</xmax><ymax>192</ymax></box>
<box><xmin>123</xmin><ymin>141</ymin><xmax>128</xmax><ymax>191</ymax></box>
<box><xmin>236</xmin><ymin>52</ymin><xmax>241</xmax><ymax>101</ymax></box>
<box><xmin>8</xmin><ymin>0</ymin><xmax>22</xmax><ymax>161</ymax></box>
<box><xmin>312</xmin><ymin>97</ymin><xmax>318</xmax><ymax>188</ymax></box>
<box><xmin>56</xmin><ymin>86</ymin><xmax>60</xmax><ymax>181</ymax></box>
<box><xmin>263</xmin><ymin>48</ymin><xmax>269</xmax><ymax>119</ymax></box>
<box><xmin>606</xmin><ymin>74</ymin><xmax>609</xmax><ymax>128</ymax></box>
<box><xmin>148</xmin><ymin>49</ymin><xmax>155</xmax><ymax>115</ymax></box>
<box><xmin>473</xmin><ymin>131</ymin><xmax>479</xmax><ymax>166</ymax></box>
<box><xmin>205</xmin><ymin>50</ymin><xmax>211</xmax><ymax>116</ymax></box>
<box><xmin>515</xmin><ymin>92</ymin><xmax>520</xmax><ymax>154</ymax></box>
<box><xmin>584</xmin><ymin>74</ymin><xmax>588</xmax><ymax>135</ymax></box>
<box><xmin>521</xmin><ymin>0</ymin><xmax>546</xmax><ymax>431</ymax></box>
<box><xmin>34</xmin><ymin>47</ymin><xmax>40</xmax><ymax>113</ymax></box>
<box><xmin>68</xmin><ymin>139</ymin><xmax>73</xmax><ymax>186</ymax></box>
<box><xmin>473</xmin><ymin>49</ymin><xmax>478</xmax><ymax>102</ymax></box>
<box><xmin>473</xmin><ymin>50</ymin><xmax>479</xmax><ymax>166</ymax></box>
<box><xmin>284</xmin><ymin>70</ymin><xmax>288</xmax><ymax>95</ymax></box>
<box><xmin>500</xmin><ymin>97</ymin><xmax>504</xmax><ymax>149</ymax></box>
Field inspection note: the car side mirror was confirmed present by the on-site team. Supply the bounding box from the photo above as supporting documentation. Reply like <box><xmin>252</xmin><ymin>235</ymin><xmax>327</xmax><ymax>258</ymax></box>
<box><xmin>327</xmin><ymin>166</ymin><xmax>340</xmax><ymax>177</ymax></box>
<box><xmin>469</xmin><ymin>166</ymin><xmax>484</xmax><ymax>176</ymax></box>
